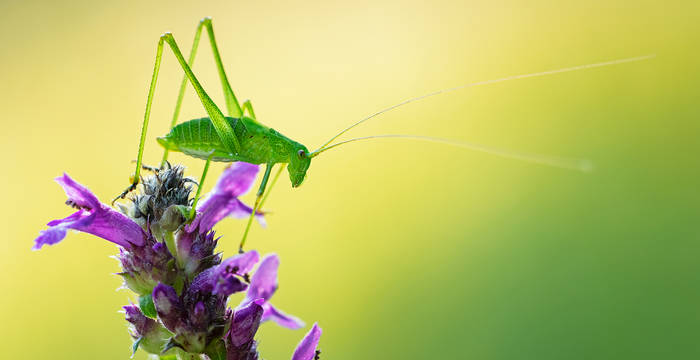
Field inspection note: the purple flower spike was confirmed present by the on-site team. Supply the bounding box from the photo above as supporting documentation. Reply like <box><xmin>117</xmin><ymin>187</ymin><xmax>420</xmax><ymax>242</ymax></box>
<box><xmin>187</xmin><ymin>162</ymin><xmax>265</xmax><ymax>233</ymax></box>
<box><xmin>292</xmin><ymin>323</ymin><xmax>322</xmax><ymax>360</ymax></box>
<box><xmin>241</xmin><ymin>254</ymin><xmax>304</xmax><ymax>329</ymax></box>
<box><xmin>229</xmin><ymin>299</ymin><xmax>265</xmax><ymax>347</ymax></box>
<box><xmin>33</xmin><ymin>174</ymin><xmax>145</xmax><ymax>250</ymax></box>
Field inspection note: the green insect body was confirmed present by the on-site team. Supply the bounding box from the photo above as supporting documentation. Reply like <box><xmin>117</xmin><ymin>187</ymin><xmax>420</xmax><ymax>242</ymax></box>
<box><xmin>157</xmin><ymin>116</ymin><xmax>310</xmax><ymax>187</ymax></box>
<box><xmin>115</xmin><ymin>17</ymin><xmax>651</xmax><ymax>251</ymax></box>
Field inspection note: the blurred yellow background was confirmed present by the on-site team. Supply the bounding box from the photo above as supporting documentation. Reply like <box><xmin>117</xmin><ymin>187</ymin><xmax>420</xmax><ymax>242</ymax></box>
<box><xmin>1</xmin><ymin>0</ymin><xmax>698</xmax><ymax>359</ymax></box>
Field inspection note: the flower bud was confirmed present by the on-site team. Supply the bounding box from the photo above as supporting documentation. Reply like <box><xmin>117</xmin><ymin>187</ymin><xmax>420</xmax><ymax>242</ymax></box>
<box><xmin>152</xmin><ymin>283</ymin><xmax>185</xmax><ymax>333</ymax></box>
<box><xmin>229</xmin><ymin>299</ymin><xmax>264</xmax><ymax>347</ymax></box>
<box><xmin>129</xmin><ymin>165</ymin><xmax>193</xmax><ymax>227</ymax></box>
<box><xmin>176</xmin><ymin>228</ymin><xmax>220</xmax><ymax>277</ymax></box>
<box><xmin>119</xmin><ymin>242</ymin><xmax>177</xmax><ymax>296</ymax></box>
<box><xmin>124</xmin><ymin>305</ymin><xmax>172</xmax><ymax>355</ymax></box>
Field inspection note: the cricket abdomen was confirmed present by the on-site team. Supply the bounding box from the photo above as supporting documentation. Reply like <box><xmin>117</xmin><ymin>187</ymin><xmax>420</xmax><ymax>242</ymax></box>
<box><xmin>157</xmin><ymin>116</ymin><xmax>297</xmax><ymax>165</ymax></box>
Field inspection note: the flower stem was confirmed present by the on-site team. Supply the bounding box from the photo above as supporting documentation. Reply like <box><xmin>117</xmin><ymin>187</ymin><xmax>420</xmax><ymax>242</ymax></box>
<box><xmin>164</xmin><ymin>230</ymin><xmax>179</xmax><ymax>266</ymax></box>
<box><xmin>188</xmin><ymin>151</ymin><xmax>214</xmax><ymax>220</ymax></box>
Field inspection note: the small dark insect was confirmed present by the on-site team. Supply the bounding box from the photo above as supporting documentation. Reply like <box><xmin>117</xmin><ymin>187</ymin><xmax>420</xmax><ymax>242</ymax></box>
<box><xmin>66</xmin><ymin>200</ymin><xmax>90</xmax><ymax>211</ymax></box>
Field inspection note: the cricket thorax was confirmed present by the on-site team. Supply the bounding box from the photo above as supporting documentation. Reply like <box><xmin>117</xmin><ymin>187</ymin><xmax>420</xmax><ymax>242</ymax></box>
<box><xmin>157</xmin><ymin>116</ymin><xmax>301</xmax><ymax>165</ymax></box>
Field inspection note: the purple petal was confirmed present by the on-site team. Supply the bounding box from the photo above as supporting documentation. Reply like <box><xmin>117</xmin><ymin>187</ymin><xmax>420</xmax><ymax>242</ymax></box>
<box><xmin>34</xmin><ymin>208</ymin><xmax>144</xmax><ymax>249</ymax></box>
<box><xmin>75</xmin><ymin>207</ymin><xmax>145</xmax><ymax>246</ymax></box>
<box><xmin>33</xmin><ymin>212</ymin><xmax>91</xmax><ymax>250</ymax></box>
<box><xmin>186</xmin><ymin>163</ymin><xmax>265</xmax><ymax>232</ymax></box>
<box><xmin>55</xmin><ymin>173</ymin><xmax>101</xmax><ymax>209</ymax></box>
<box><xmin>221</xmin><ymin>250</ymin><xmax>260</xmax><ymax>276</ymax></box>
<box><xmin>33</xmin><ymin>174</ymin><xmax>145</xmax><ymax>250</ymax></box>
<box><xmin>211</xmin><ymin>270</ymin><xmax>248</xmax><ymax>297</ymax></box>
<box><xmin>262</xmin><ymin>303</ymin><xmax>305</xmax><ymax>330</ymax></box>
<box><xmin>191</xmin><ymin>197</ymin><xmax>265</xmax><ymax>232</ymax></box>
<box><xmin>214</xmin><ymin>162</ymin><xmax>259</xmax><ymax>197</ymax></box>
<box><xmin>239</xmin><ymin>254</ymin><xmax>303</xmax><ymax>329</ymax></box>
<box><xmin>234</xmin><ymin>200</ymin><xmax>267</xmax><ymax>228</ymax></box>
<box><xmin>247</xmin><ymin>255</ymin><xmax>279</xmax><ymax>300</ymax></box>
<box><xmin>291</xmin><ymin>323</ymin><xmax>322</xmax><ymax>360</ymax></box>
<box><xmin>229</xmin><ymin>299</ymin><xmax>265</xmax><ymax>347</ymax></box>
<box><xmin>188</xmin><ymin>251</ymin><xmax>260</xmax><ymax>297</ymax></box>
<box><xmin>211</xmin><ymin>251</ymin><xmax>260</xmax><ymax>296</ymax></box>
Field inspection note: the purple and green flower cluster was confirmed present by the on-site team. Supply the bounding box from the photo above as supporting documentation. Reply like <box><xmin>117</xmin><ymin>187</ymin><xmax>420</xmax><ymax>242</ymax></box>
<box><xmin>35</xmin><ymin>163</ymin><xmax>322</xmax><ymax>360</ymax></box>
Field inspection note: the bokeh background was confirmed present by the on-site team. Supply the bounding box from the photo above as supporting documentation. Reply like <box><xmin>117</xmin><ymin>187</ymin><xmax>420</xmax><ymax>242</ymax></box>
<box><xmin>1</xmin><ymin>0</ymin><xmax>698</xmax><ymax>358</ymax></box>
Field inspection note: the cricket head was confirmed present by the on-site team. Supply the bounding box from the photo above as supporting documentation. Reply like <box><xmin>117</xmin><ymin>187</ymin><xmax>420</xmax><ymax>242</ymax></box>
<box><xmin>288</xmin><ymin>145</ymin><xmax>311</xmax><ymax>188</ymax></box>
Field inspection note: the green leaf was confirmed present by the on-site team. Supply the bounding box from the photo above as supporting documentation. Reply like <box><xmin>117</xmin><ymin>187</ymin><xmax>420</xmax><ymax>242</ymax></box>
<box><xmin>139</xmin><ymin>294</ymin><xmax>158</xmax><ymax>318</ymax></box>
<box><xmin>172</xmin><ymin>205</ymin><xmax>191</xmax><ymax>220</ymax></box>
<box><xmin>132</xmin><ymin>337</ymin><xmax>143</xmax><ymax>357</ymax></box>
<box><xmin>204</xmin><ymin>339</ymin><xmax>227</xmax><ymax>360</ymax></box>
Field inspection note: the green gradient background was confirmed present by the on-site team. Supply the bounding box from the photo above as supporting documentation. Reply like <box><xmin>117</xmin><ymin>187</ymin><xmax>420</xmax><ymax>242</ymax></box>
<box><xmin>1</xmin><ymin>0</ymin><xmax>698</xmax><ymax>358</ymax></box>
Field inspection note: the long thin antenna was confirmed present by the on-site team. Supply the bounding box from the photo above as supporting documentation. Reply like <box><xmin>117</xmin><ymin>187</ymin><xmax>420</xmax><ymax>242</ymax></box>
<box><xmin>310</xmin><ymin>134</ymin><xmax>593</xmax><ymax>172</ymax></box>
<box><xmin>315</xmin><ymin>54</ymin><xmax>655</xmax><ymax>152</ymax></box>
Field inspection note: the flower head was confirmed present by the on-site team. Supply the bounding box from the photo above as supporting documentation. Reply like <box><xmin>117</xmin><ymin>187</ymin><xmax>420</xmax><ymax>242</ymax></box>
<box><xmin>129</xmin><ymin>164</ymin><xmax>194</xmax><ymax>227</ymax></box>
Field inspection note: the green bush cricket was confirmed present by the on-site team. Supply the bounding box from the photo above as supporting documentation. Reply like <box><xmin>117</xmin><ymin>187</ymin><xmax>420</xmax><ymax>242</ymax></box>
<box><xmin>114</xmin><ymin>17</ymin><xmax>653</xmax><ymax>252</ymax></box>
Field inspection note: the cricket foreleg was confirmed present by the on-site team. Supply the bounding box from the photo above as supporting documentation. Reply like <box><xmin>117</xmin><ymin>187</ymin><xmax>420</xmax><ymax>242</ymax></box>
<box><xmin>188</xmin><ymin>151</ymin><xmax>215</xmax><ymax>220</ymax></box>
<box><xmin>239</xmin><ymin>163</ymin><xmax>273</xmax><ymax>253</ymax></box>
<box><xmin>258</xmin><ymin>163</ymin><xmax>285</xmax><ymax>210</ymax></box>
<box><xmin>112</xmin><ymin>35</ymin><xmax>166</xmax><ymax>205</ymax></box>
<box><xmin>129</xmin><ymin>159</ymin><xmax>161</xmax><ymax>174</ymax></box>
<box><xmin>140</xmin><ymin>164</ymin><xmax>160</xmax><ymax>173</ymax></box>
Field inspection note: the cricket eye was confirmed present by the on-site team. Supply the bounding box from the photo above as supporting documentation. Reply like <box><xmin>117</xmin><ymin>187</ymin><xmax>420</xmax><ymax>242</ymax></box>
<box><xmin>298</xmin><ymin>150</ymin><xmax>306</xmax><ymax>158</ymax></box>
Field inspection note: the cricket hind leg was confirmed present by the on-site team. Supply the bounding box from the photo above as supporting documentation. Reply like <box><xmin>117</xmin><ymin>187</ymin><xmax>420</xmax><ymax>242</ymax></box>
<box><xmin>161</xmin><ymin>17</ymin><xmax>245</xmax><ymax>166</ymax></box>
<box><xmin>159</xmin><ymin>30</ymin><xmax>242</xmax><ymax>154</ymax></box>
<box><xmin>241</xmin><ymin>99</ymin><xmax>256</xmax><ymax>120</ymax></box>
